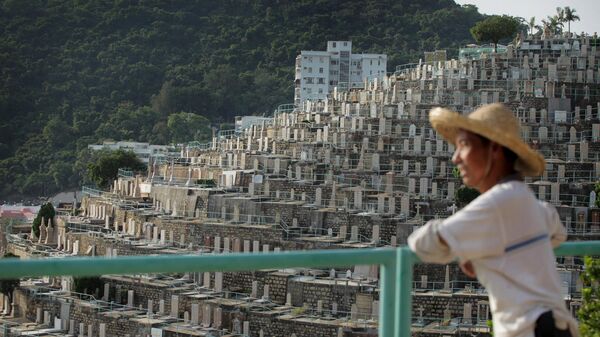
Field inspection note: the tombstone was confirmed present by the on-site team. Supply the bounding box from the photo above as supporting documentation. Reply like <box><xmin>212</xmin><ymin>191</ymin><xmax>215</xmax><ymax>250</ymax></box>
<box><xmin>372</xmin><ymin>225</ymin><xmax>380</xmax><ymax>244</ymax></box>
<box><xmin>79</xmin><ymin>323</ymin><xmax>84</xmax><ymax>336</ymax></box>
<box><xmin>147</xmin><ymin>300</ymin><xmax>154</xmax><ymax>316</ymax></box>
<box><xmin>203</xmin><ymin>272</ymin><xmax>211</xmax><ymax>288</ymax></box>
<box><xmin>539</xmin><ymin>127</ymin><xmax>548</xmax><ymax>142</ymax></box>
<box><xmin>170</xmin><ymin>295</ymin><xmax>179</xmax><ymax>318</ymax></box>
<box><xmin>420</xmin><ymin>275</ymin><xmax>428</xmax><ymax>289</ymax></box>
<box><xmin>580</xmin><ymin>141</ymin><xmax>588</xmax><ymax>161</ymax></box>
<box><xmin>191</xmin><ymin>304</ymin><xmax>199</xmax><ymax>325</ymax></box>
<box><xmin>551</xmin><ymin>183</ymin><xmax>560</xmax><ymax>204</ymax></box>
<box><xmin>127</xmin><ymin>290</ymin><xmax>134</xmax><ymax>308</ymax></box>
<box><xmin>243</xmin><ymin>240</ymin><xmax>251</xmax><ymax>253</ymax></box>
<box><xmin>408</xmin><ymin>178</ymin><xmax>416</xmax><ymax>194</ymax></box>
<box><xmin>214</xmin><ymin>307</ymin><xmax>223</xmax><ymax>328</ymax></box>
<box><xmin>463</xmin><ymin>303</ymin><xmax>473</xmax><ymax>324</ymax></box>
<box><xmin>203</xmin><ymin>304</ymin><xmax>212</xmax><ymax>327</ymax></box>
<box><xmin>223</xmin><ymin>237</ymin><xmax>230</xmax><ymax>253</ymax></box>
<box><xmin>158</xmin><ymin>299</ymin><xmax>165</xmax><ymax>315</ymax></box>
<box><xmin>286</xmin><ymin>293</ymin><xmax>292</xmax><ymax>306</ymax></box>
<box><xmin>251</xmin><ymin>281</ymin><xmax>258</xmax><ymax>298</ymax></box>
<box><xmin>243</xmin><ymin>321</ymin><xmax>250</xmax><ymax>337</ymax></box>
<box><xmin>103</xmin><ymin>283</ymin><xmax>110</xmax><ymax>301</ymax></box>
<box><xmin>214</xmin><ymin>236</ymin><xmax>221</xmax><ymax>253</ymax></box>
<box><xmin>590</xmin><ymin>190</ymin><xmax>597</xmax><ymax>208</ymax></box>
<box><xmin>539</xmin><ymin>185</ymin><xmax>546</xmax><ymax>200</ymax></box>
<box><xmin>443</xmin><ymin>265</ymin><xmax>451</xmax><ymax>290</ymax></box>
<box><xmin>350</xmin><ymin>226</ymin><xmax>359</xmax><ymax>241</ymax></box>
<box><xmin>390</xmin><ymin>235</ymin><xmax>397</xmax><ymax>247</ymax></box>
<box><xmin>570</xmin><ymin>127</ymin><xmax>577</xmax><ymax>142</ymax></box>
<box><xmin>354</xmin><ymin>188</ymin><xmax>363</xmax><ymax>209</ymax></box>
<box><xmin>400</xmin><ymin>195</ymin><xmax>409</xmax><ymax>215</ymax></box>
<box><xmin>419</xmin><ymin>177</ymin><xmax>428</xmax><ymax>196</ymax></box>
<box><xmin>253</xmin><ymin>240</ymin><xmax>260</xmax><ymax>253</ymax></box>
<box><xmin>414</xmin><ymin>136</ymin><xmax>422</xmax><ymax>154</ymax></box>
<box><xmin>567</xmin><ymin>145</ymin><xmax>576</xmax><ymax>161</ymax></box>
<box><xmin>315</xmin><ymin>188</ymin><xmax>322</xmax><ymax>206</ymax></box>
<box><xmin>443</xmin><ymin>304</ymin><xmax>452</xmax><ymax>322</ymax></box>
<box><xmin>447</xmin><ymin>182</ymin><xmax>455</xmax><ymax>200</ymax></box>
<box><xmin>339</xmin><ymin>225</ymin><xmax>347</xmax><ymax>240</ymax></box>
<box><xmin>262</xmin><ymin>285</ymin><xmax>270</xmax><ymax>300</ymax></box>
<box><xmin>215</xmin><ymin>272</ymin><xmax>223</xmax><ymax>292</ymax></box>
<box><xmin>558</xmin><ymin>165</ymin><xmax>565</xmax><ymax>180</ymax></box>
<box><xmin>184</xmin><ymin>311</ymin><xmax>189</xmax><ymax>324</ymax></box>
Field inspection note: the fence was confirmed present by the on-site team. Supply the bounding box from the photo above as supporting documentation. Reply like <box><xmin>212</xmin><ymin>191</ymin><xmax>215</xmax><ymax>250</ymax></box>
<box><xmin>1</xmin><ymin>241</ymin><xmax>599</xmax><ymax>337</ymax></box>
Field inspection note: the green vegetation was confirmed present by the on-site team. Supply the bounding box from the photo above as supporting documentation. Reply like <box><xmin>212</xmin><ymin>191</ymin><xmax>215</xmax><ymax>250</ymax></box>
<box><xmin>452</xmin><ymin>167</ymin><xmax>480</xmax><ymax>206</ymax></box>
<box><xmin>73</xmin><ymin>276</ymin><xmax>103</xmax><ymax>297</ymax></box>
<box><xmin>84</xmin><ymin>149</ymin><xmax>145</xmax><ymax>189</ymax></box>
<box><xmin>31</xmin><ymin>202</ymin><xmax>56</xmax><ymax>238</ymax></box>
<box><xmin>538</xmin><ymin>6</ymin><xmax>580</xmax><ymax>37</ymax></box>
<box><xmin>470</xmin><ymin>15</ymin><xmax>521</xmax><ymax>52</ymax></box>
<box><xmin>0</xmin><ymin>252</ymin><xmax>19</xmax><ymax>315</ymax></box>
<box><xmin>579</xmin><ymin>256</ymin><xmax>600</xmax><ymax>337</ymax></box>
<box><xmin>0</xmin><ymin>0</ymin><xmax>487</xmax><ymax>200</ymax></box>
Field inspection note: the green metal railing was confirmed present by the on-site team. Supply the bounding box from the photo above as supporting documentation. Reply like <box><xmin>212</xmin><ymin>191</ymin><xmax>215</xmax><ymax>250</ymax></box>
<box><xmin>1</xmin><ymin>241</ymin><xmax>599</xmax><ymax>336</ymax></box>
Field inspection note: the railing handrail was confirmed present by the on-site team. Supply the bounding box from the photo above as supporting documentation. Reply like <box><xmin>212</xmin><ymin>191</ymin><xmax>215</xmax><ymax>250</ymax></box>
<box><xmin>0</xmin><ymin>241</ymin><xmax>599</xmax><ymax>337</ymax></box>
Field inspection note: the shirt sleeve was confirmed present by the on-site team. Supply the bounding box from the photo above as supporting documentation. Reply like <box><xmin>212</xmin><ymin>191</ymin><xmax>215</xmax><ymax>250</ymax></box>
<box><xmin>407</xmin><ymin>219</ymin><xmax>455</xmax><ymax>264</ymax></box>
<box><xmin>538</xmin><ymin>201</ymin><xmax>567</xmax><ymax>248</ymax></box>
<box><xmin>436</xmin><ymin>196</ymin><xmax>505</xmax><ymax>262</ymax></box>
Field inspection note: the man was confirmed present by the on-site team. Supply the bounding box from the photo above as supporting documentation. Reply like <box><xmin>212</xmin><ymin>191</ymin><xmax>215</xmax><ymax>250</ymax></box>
<box><xmin>408</xmin><ymin>103</ymin><xmax>578</xmax><ymax>337</ymax></box>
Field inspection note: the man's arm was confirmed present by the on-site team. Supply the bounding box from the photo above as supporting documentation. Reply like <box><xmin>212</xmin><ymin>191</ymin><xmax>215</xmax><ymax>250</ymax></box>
<box><xmin>408</xmin><ymin>220</ymin><xmax>454</xmax><ymax>264</ymax></box>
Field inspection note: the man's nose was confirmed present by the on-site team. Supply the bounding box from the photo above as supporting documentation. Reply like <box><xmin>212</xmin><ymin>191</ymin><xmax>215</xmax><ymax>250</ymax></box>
<box><xmin>451</xmin><ymin>149</ymin><xmax>460</xmax><ymax>164</ymax></box>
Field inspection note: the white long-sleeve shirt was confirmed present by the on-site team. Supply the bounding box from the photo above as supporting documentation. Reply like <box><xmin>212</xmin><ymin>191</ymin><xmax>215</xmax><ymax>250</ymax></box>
<box><xmin>408</xmin><ymin>180</ymin><xmax>578</xmax><ymax>337</ymax></box>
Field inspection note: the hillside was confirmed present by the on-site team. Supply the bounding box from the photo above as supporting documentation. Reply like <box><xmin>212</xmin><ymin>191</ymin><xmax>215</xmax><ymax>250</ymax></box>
<box><xmin>0</xmin><ymin>0</ymin><xmax>485</xmax><ymax>200</ymax></box>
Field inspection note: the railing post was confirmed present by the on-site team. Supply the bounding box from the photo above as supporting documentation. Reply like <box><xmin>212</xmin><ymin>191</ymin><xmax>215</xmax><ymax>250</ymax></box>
<box><xmin>379</xmin><ymin>257</ymin><xmax>397</xmax><ymax>337</ymax></box>
<box><xmin>395</xmin><ymin>247</ymin><xmax>415</xmax><ymax>337</ymax></box>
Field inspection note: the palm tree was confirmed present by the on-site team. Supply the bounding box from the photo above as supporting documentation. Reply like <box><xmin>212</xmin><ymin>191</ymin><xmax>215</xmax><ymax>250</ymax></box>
<box><xmin>543</xmin><ymin>15</ymin><xmax>563</xmax><ymax>36</ymax></box>
<box><xmin>528</xmin><ymin>17</ymin><xmax>536</xmax><ymax>36</ymax></box>
<box><xmin>562</xmin><ymin>6</ymin><xmax>580</xmax><ymax>36</ymax></box>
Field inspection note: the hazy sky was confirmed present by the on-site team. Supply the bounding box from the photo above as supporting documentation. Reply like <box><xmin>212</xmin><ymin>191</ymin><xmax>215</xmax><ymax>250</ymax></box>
<box><xmin>454</xmin><ymin>0</ymin><xmax>600</xmax><ymax>35</ymax></box>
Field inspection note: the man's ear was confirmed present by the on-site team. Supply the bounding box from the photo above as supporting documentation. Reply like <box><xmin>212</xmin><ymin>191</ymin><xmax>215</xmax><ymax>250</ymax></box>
<box><xmin>490</xmin><ymin>142</ymin><xmax>504</xmax><ymax>158</ymax></box>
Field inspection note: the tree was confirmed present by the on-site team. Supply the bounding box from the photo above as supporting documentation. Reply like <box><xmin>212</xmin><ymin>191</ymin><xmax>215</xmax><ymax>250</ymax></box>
<box><xmin>0</xmin><ymin>253</ymin><xmax>19</xmax><ymax>315</ymax></box>
<box><xmin>578</xmin><ymin>256</ymin><xmax>600</xmax><ymax>336</ymax></box>
<box><xmin>73</xmin><ymin>276</ymin><xmax>103</xmax><ymax>297</ymax></box>
<box><xmin>562</xmin><ymin>7</ymin><xmax>580</xmax><ymax>36</ymax></box>
<box><xmin>167</xmin><ymin>112</ymin><xmax>212</xmax><ymax>144</ymax></box>
<box><xmin>31</xmin><ymin>202</ymin><xmax>56</xmax><ymax>238</ymax></box>
<box><xmin>452</xmin><ymin>167</ymin><xmax>480</xmax><ymax>206</ymax></box>
<box><xmin>470</xmin><ymin>15</ymin><xmax>521</xmax><ymax>52</ymax></box>
<box><xmin>86</xmin><ymin>150</ymin><xmax>145</xmax><ymax>188</ymax></box>
<box><xmin>527</xmin><ymin>17</ymin><xmax>540</xmax><ymax>37</ymax></box>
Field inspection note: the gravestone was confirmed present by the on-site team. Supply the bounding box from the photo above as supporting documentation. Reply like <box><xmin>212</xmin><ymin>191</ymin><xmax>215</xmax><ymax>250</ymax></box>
<box><xmin>170</xmin><ymin>295</ymin><xmax>179</xmax><ymax>318</ymax></box>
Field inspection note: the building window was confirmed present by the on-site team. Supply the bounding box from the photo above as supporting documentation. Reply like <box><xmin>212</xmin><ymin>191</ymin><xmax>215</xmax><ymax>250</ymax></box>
<box><xmin>318</xmin><ymin>78</ymin><xmax>325</xmax><ymax>84</ymax></box>
<box><xmin>306</xmin><ymin>77</ymin><xmax>314</xmax><ymax>84</ymax></box>
<box><xmin>308</xmin><ymin>67</ymin><xmax>312</xmax><ymax>73</ymax></box>
<box><xmin>319</xmin><ymin>67</ymin><xmax>323</xmax><ymax>73</ymax></box>
<box><xmin>378</xmin><ymin>60</ymin><xmax>381</xmax><ymax>66</ymax></box>
<box><xmin>308</xmin><ymin>57</ymin><xmax>313</xmax><ymax>62</ymax></box>
<box><xmin>318</xmin><ymin>88</ymin><xmax>323</xmax><ymax>94</ymax></box>
<box><xmin>307</xmin><ymin>88</ymin><xmax>312</xmax><ymax>94</ymax></box>
<box><xmin>370</xmin><ymin>60</ymin><xmax>373</xmax><ymax>65</ymax></box>
<box><xmin>343</xmin><ymin>42</ymin><xmax>347</xmax><ymax>46</ymax></box>
<box><xmin>331</xmin><ymin>60</ymin><xmax>338</xmax><ymax>65</ymax></box>
<box><xmin>333</xmin><ymin>42</ymin><xmax>336</xmax><ymax>47</ymax></box>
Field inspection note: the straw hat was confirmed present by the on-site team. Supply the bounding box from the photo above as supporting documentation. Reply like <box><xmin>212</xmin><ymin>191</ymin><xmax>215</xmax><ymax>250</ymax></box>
<box><xmin>429</xmin><ymin>103</ymin><xmax>545</xmax><ymax>177</ymax></box>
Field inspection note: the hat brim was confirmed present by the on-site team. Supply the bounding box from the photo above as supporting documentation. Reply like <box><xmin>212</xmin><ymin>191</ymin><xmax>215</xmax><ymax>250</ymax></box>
<box><xmin>429</xmin><ymin>107</ymin><xmax>545</xmax><ymax>177</ymax></box>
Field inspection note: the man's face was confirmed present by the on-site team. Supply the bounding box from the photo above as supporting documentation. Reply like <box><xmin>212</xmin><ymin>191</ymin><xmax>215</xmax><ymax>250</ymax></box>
<box><xmin>452</xmin><ymin>130</ymin><xmax>490</xmax><ymax>189</ymax></box>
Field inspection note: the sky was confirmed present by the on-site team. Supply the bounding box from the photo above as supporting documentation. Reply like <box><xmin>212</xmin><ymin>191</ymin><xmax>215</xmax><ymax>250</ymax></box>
<box><xmin>453</xmin><ymin>0</ymin><xmax>600</xmax><ymax>35</ymax></box>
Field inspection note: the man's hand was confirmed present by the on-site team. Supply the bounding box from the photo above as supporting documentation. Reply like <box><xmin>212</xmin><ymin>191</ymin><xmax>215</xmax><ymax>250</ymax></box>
<box><xmin>460</xmin><ymin>261</ymin><xmax>476</xmax><ymax>278</ymax></box>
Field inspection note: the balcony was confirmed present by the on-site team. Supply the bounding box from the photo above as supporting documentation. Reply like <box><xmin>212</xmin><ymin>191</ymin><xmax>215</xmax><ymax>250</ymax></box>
<box><xmin>1</xmin><ymin>241</ymin><xmax>599</xmax><ymax>336</ymax></box>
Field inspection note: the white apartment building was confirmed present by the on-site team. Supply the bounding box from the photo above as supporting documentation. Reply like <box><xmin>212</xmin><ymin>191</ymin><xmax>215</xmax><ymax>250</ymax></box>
<box><xmin>294</xmin><ymin>41</ymin><xmax>387</xmax><ymax>105</ymax></box>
